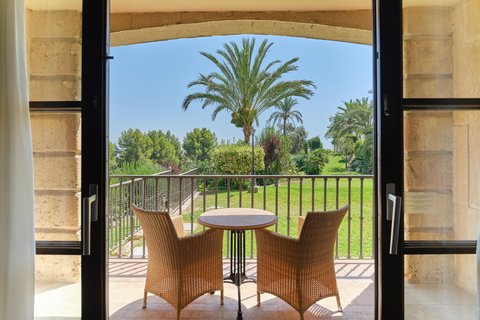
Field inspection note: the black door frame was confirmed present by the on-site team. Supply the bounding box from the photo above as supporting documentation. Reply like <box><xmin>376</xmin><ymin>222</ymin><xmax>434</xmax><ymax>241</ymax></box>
<box><xmin>375</xmin><ymin>0</ymin><xmax>479</xmax><ymax>319</ymax></box>
<box><xmin>82</xmin><ymin>0</ymin><xmax>109</xmax><ymax>318</ymax></box>
<box><xmin>81</xmin><ymin>0</ymin><xmax>480</xmax><ymax>319</ymax></box>
<box><xmin>375</xmin><ymin>0</ymin><xmax>404</xmax><ymax>319</ymax></box>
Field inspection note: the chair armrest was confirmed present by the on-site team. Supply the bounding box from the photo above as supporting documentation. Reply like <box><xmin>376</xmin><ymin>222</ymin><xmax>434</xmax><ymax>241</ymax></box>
<box><xmin>298</xmin><ymin>216</ymin><xmax>305</xmax><ymax>236</ymax></box>
<box><xmin>170</xmin><ymin>215</ymin><xmax>185</xmax><ymax>238</ymax></box>
<box><xmin>179</xmin><ymin>228</ymin><xmax>224</xmax><ymax>265</ymax></box>
<box><xmin>255</xmin><ymin>229</ymin><xmax>300</xmax><ymax>264</ymax></box>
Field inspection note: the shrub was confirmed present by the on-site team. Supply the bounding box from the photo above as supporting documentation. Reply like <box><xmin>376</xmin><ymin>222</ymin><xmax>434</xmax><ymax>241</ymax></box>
<box><xmin>303</xmin><ymin>149</ymin><xmax>329</xmax><ymax>175</ymax></box>
<box><xmin>212</xmin><ymin>144</ymin><xmax>265</xmax><ymax>175</ymax></box>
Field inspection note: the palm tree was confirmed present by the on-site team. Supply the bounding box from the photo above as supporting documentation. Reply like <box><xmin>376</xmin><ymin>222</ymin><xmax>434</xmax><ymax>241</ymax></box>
<box><xmin>266</xmin><ymin>97</ymin><xmax>303</xmax><ymax>136</ymax></box>
<box><xmin>325</xmin><ymin>97</ymin><xmax>373</xmax><ymax>141</ymax></box>
<box><xmin>182</xmin><ymin>38</ymin><xmax>316</xmax><ymax>144</ymax></box>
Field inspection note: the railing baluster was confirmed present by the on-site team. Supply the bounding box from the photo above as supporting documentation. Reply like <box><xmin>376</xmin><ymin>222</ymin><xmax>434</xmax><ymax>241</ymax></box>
<box><xmin>130</xmin><ymin>178</ymin><xmax>135</xmax><ymax>259</ymax></box>
<box><xmin>118</xmin><ymin>179</ymin><xmax>123</xmax><ymax>258</ymax></box>
<box><xmin>263</xmin><ymin>178</ymin><xmax>266</xmax><ymax>210</ymax></box>
<box><xmin>348</xmin><ymin>177</ymin><xmax>352</xmax><ymax>259</ymax></box>
<box><xmin>299</xmin><ymin>177</ymin><xmax>303</xmax><ymax>217</ymax></box>
<box><xmin>275</xmin><ymin>178</ymin><xmax>279</xmax><ymax>232</ymax></box>
<box><xmin>191</xmin><ymin>177</ymin><xmax>194</xmax><ymax>235</ymax></box>
<box><xmin>142</xmin><ymin>179</ymin><xmax>147</xmax><ymax>258</ymax></box>
<box><xmin>251</xmin><ymin>177</ymin><xmax>255</xmax><ymax>208</ymax></box>
<box><xmin>167</xmin><ymin>178</ymin><xmax>171</xmax><ymax>214</ymax></box>
<box><xmin>287</xmin><ymin>178</ymin><xmax>291</xmax><ymax>236</ymax></box>
<box><xmin>226</xmin><ymin>178</ymin><xmax>230</xmax><ymax>258</ymax></box>
<box><xmin>311</xmin><ymin>178</ymin><xmax>315</xmax><ymax>212</ymax></box>
<box><xmin>155</xmin><ymin>177</ymin><xmax>159</xmax><ymax>211</ymax></box>
<box><xmin>227</xmin><ymin>178</ymin><xmax>231</xmax><ymax>208</ymax></box>
<box><xmin>323</xmin><ymin>177</ymin><xmax>327</xmax><ymax>211</ymax></box>
<box><xmin>215</xmin><ymin>178</ymin><xmax>218</xmax><ymax>209</ymax></box>
<box><xmin>360</xmin><ymin>178</ymin><xmax>364</xmax><ymax>259</ymax></box>
<box><xmin>179</xmin><ymin>178</ymin><xmax>183</xmax><ymax>216</ymax></box>
<box><xmin>107</xmin><ymin>177</ymin><xmax>112</xmax><ymax>253</ymax></box>
<box><xmin>335</xmin><ymin>178</ymin><xmax>339</xmax><ymax>259</ymax></box>
<box><xmin>239</xmin><ymin>178</ymin><xmax>243</xmax><ymax>207</ymax></box>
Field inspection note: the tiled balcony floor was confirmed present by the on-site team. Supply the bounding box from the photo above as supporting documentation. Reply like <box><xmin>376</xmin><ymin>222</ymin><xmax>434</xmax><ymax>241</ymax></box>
<box><xmin>109</xmin><ymin>259</ymin><xmax>375</xmax><ymax>320</ymax></box>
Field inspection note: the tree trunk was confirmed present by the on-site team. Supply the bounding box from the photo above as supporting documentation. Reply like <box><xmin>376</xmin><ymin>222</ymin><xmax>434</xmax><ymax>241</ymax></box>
<box><xmin>345</xmin><ymin>156</ymin><xmax>348</xmax><ymax>170</ymax></box>
<box><xmin>243</xmin><ymin>125</ymin><xmax>251</xmax><ymax>145</ymax></box>
<box><xmin>283</xmin><ymin>118</ymin><xmax>286</xmax><ymax>136</ymax></box>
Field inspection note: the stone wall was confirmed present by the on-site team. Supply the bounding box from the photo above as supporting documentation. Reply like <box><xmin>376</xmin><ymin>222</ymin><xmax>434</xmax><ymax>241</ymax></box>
<box><xmin>27</xmin><ymin>8</ymin><xmax>82</xmax><ymax>282</ymax></box>
<box><xmin>451</xmin><ymin>0</ymin><xmax>480</xmax><ymax>296</ymax></box>
<box><xmin>403</xmin><ymin>1</ymin><xmax>479</xmax><ymax>297</ymax></box>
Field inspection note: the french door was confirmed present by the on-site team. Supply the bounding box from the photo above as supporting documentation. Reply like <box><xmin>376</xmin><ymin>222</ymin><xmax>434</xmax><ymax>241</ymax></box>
<box><xmin>31</xmin><ymin>0</ymin><xmax>109</xmax><ymax>319</ymax></box>
<box><xmin>376</xmin><ymin>0</ymin><xmax>479</xmax><ymax>319</ymax></box>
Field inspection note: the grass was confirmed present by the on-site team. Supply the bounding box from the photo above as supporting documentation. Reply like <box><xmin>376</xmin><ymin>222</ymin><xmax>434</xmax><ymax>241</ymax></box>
<box><xmin>323</xmin><ymin>154</ymin><xmax>358</xmax><ymax>175</ymax></box>
<box><xmin>182</xmin><ymin>177</ymin><xmax>373</xmax><ymax>259</ymax></box>
<box><xmin>109</xmin><ymin>152</ymin><xmax>374</xmax><ymax>259</ymax></box>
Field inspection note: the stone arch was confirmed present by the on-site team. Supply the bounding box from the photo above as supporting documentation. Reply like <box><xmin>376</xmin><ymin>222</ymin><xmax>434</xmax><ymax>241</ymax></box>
<box><xmin>110</xmin><ymin>12</ymin><xmax>372</xmax><ymax>47</ymax></box>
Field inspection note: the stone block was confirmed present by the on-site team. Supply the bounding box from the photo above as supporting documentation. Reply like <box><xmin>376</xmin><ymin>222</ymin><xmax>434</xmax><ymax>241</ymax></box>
<box><xmin>404</xmin><ymin>76</ymin><xmax>452</xmax><ymax>98</ymax></box>
<box><xmin>33</xmin><ymin>154</ymin><xmax>81</xmax><ymax>191</ymax></box>
<box><xmin>404</xmin><ymin>111</ymin><xmax>453</xmax><ymax>151</ymax></box>
<box><xmin>35</xmin><ymin>227</ymin><xmax>81</xmax><ymax>241</ymax></box>
<box><xmin>455</xmin><ymin>255</ymin><xmax>477</xmax><ymax>295</ymax></box>
<box><xmin>404</xmin><ymin>152</ymin><xmax>452</xmax><ymax>190</ymax></box>
<box><xmin>35</xmin><ymin>255</ymin><xmax>80</xmax><ymax>283</ymax></box>
<box><xmin>405</xmin><ymin>255</ymin><xmax>453</xmax><ymax>284</ymax></box>
<box><xmin>29</xmin><ymin>38</ymin><xmax>81</xmax><ymax>77</ymax></box>
<box><xmin>403</xmin><ymin>38</ymin><xmax>452</xmax><ymax>75</ymax></box>
<box><xmin>31</xmin><ymin>113</ymin><xmax>81</xmax><ymax>153</ymax></box>
<box><xmin>28</xmin><ymin>10</ymin><xmax>82</xmax><ymax>38</ymax></box>
<box><xmin>29</xmin><ymin>77</ymin><xmax>81</xmax><ymax>101</ymax></box>
<box><xmin>35</xmin><ymin>192</ymin><xmax>81</xmax><ymax>228</ymax></box>
<box><xmin>403</xmin><ymin>6</ymin><xmax>452</xmax><ymax>36</ymax></box>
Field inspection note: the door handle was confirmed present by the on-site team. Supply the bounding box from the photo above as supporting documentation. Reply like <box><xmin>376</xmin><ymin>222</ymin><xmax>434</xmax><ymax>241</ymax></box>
<box><xmin>388</xmin><ymin>192</ymin><xmax>402</xmax><ymax>255</ymax></box>
<box><xmin>82</xmin><ymin>184</ymin><xmax>98</xmax><ymax>256</ymax></box>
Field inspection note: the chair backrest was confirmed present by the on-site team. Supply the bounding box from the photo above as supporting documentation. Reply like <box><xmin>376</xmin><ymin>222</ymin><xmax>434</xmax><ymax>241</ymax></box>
<box><xmin>298</xmin><ymin>205</ymin><xmax>349</xmax><ymax>263</ymax></box>
<box><xmin>131</xmin><ymin>204</ymin><xmax>180</xmax><ymax>265</ymax></box>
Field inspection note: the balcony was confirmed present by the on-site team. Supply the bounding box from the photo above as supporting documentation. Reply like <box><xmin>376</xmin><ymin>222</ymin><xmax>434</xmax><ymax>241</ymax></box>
<box><xmin>107</xmin><ymin>172</ymin><xmax>375</xmax><ymax>319</ymax></box>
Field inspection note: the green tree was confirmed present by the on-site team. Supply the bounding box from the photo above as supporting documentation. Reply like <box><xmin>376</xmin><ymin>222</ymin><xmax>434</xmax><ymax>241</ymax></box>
<box><xmin>307</xmin><ymin>136</ymin><xmax>323</xmax><ymax>151</ymax></box>
<box><xmin>183</xmin><ymin>128</ymin><xmax>218</xmax><ymax>162</ymax></box>
<box><xmin>146</xmin><ymin>130</ymin><xmax>179</xmax><ymax>167</ymax></box>
<box><xmin>334</xmin><ymin>135</ymin><xmax>356</xmax><ymax>170</ymax></box>
<box><xmin>266</xmin><ymin>97</ymin><xmax>303</xmax><ymax>136</ymax></box>
<box><xmin>182</xmin><ymin>38</ymin><xmax>315</xmax><ymax>144</ymax></box>
<box><xmin>117</xmin><ymin>129</ymin><xmax>151</xmax><ymax>165</ymax></box>
<box><xmin>259</xmin><ymin>127</ymin><xmax>295</xmax><ymax>175</ymax></box>
<box><xmin>325</xmin><ymin>97</ymin><xmax>373</xmax><ymax>141</ymax></box>
<box><xmin>165</xmin><ymin>130</ymin><xmax>184</xmax><ymax>163</ymax></box>
<box><xmin>325</xmin><ymin>97</ymin><xmax>373</xmax><ymax>171</ymax></box>
<box><xmin>303</xmin><ymin>149</ymin><xmax>329</xmax><ymax>175</ymax></box>
<box><xmin>284</xmin><ymin>124</ymin><xmax>308</xmax><ymax>154</ymax></box>
<box><xmin>108</xmin><ymin>141</ymin><xmax>118</xmax><ymax>172</ymax></box>
<box><xmin>351</xmin><ymin>134</ymin><xmax>374</xmax><ymax>174</ymax></box>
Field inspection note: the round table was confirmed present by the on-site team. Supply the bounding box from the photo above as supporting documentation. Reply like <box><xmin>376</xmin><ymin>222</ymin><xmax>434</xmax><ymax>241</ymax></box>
<box><xmin>198</xmin><ymin>208</ymin><xmax>277</xmax><ymax>320</ymax></box>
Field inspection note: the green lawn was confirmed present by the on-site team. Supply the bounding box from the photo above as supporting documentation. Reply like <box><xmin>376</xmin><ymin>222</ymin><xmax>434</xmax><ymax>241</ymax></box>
<box><xmin>323</xmin><ymin>154</ymin><xmax>358</xmax><ymax>175</ymax></box>
<box><xmin>182</xmin><ymin>177</ymin><xmax>373</xmax><ymax>259</ymax></box>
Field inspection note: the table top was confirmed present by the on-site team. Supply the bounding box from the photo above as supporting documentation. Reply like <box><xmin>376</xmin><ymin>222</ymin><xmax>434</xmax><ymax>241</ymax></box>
<box><xmin>198</xmin><ymin>208</ymin><xmax>277</xmax><ymax>230</ymax></box>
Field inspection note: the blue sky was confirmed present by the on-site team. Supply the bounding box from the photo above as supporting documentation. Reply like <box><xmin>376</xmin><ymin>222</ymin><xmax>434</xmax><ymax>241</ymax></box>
<box><xmin>109</xmin><ymin>35</ymin><xmax>372</xmax><ymax>149</ymax></box>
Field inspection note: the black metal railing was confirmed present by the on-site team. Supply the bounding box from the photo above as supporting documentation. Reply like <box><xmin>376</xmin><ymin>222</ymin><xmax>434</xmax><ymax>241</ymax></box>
<box><xmin>107</xmin><ymin>174</ymin><xmax>373</xmax><ymax>260</ymax></box>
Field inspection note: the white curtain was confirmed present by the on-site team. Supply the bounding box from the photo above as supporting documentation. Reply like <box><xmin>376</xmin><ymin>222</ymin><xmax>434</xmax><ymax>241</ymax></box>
<box><xmin>0</xmin><ymin>0</ymin><xmax>35</xmax><ymax>319</ymax></box>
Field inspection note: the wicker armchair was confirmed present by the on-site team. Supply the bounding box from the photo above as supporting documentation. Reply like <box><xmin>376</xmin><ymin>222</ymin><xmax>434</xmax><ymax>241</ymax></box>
<box><xmin>131</xmin><ymin>205</ymin><xmax>224</xmax><ymax>320</ymax></box>
<box><xmin>255</xmin><ymin>205</ymin><xmax>349</xmax><ymax>320</ymax></box>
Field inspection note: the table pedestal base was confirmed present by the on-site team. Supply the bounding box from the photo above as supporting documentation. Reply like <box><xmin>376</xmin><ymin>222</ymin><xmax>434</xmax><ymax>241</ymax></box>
<box><xmin>223</xmin><ymin>230</ymin><xmax>255</xmax><ymax>320</ymax></box>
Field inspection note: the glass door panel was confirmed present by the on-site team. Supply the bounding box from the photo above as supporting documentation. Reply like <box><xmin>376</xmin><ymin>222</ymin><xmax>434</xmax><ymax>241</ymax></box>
<box><xmin>402</xmin><ymin>0</ymin><xmax>480</xmax><ymax>98</ymax></box>
<box><xmin>404</xmin><ymin>254</ymin><xmax>477</xmax><ymax>320</ymax></box>
<box><xmin>403</xmin><ymin>110</ymin><xmax>480</xmax><ymax>241</ymax></box>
